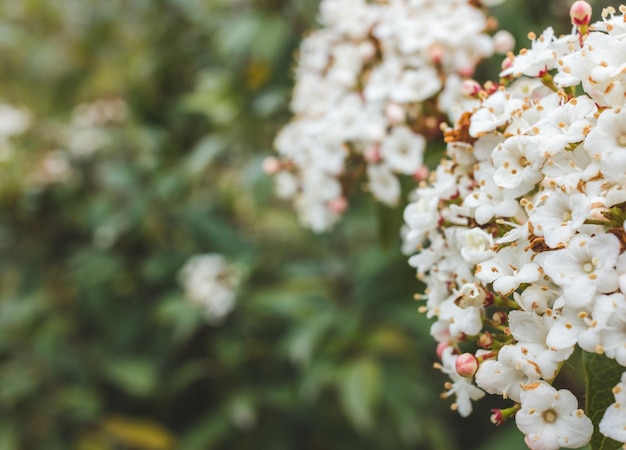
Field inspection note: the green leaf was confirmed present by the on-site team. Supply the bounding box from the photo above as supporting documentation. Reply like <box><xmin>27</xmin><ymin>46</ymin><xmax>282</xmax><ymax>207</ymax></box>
<box><xmin>583</xmin><ymin>352</ymin><xmax>623</xmax><ymax>450</ymax></box>
<box><xmin>102</xmin><ymin>358</ymin><xmax>158</xmax><ymax>398</ymax></box>
<box><xmin>338</xmin><ymin>358</ymin><xmax>381</xmax><ymax>432</ymax></box>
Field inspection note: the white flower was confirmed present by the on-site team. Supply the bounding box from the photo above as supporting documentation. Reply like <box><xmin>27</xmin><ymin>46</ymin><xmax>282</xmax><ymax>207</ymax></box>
<box><xmin>379</xmin><ymin>126</ymin><xmax>425</xmax><ymax>175</ymax></box>
<box><xmin>585</xmin><ymin>107</ymin><xmax>626</xmax><ymax>184</ymax></box>
<box><xmin>543</xmin><ymin>233</ymin><xmax>620</xmax><ymax>309</ymax></box>
<box><xmin>475</xmin><ymin>246</ymin><xmax>541</xmax><ymax>297</ymax></box>
<box><xmin>179</xmin><ymin>254</ymin><xmax>240</xmax><ymax>324</ymax></box>
<box><xmin>367</xmin><ymin>163</ymin><xmax>401</xmax><ymax>206</ymax></box>
<box><xmin>508</xmin><ymin>310</ymin><xmax>574</xmax><ymax>380</ymax></box>
<box><xmin>475</xmin><ymin>344</ymin><xmax>541</xmax><ymax>403</ymax></box>
<box><xmin>469</xmin><ymin>90</ymin><xmax>524</xmax><ymax>137</ymax></box>
<box><xmin>599</xmin><ymin>371</ymin><xmax>626</xmax><ymax>444</ymax></box>
<box><xmin>529</xmin><ymin>190</ymin><xmax>591</xmax><ymax>248</ymax></box>
<box><xmin>516</xmin><ymin>381</ymin><xmax>593</xmax><ymax>450</ymax></box>
<box><xmin>458</xmin><ymin>228</ymin><xmax>495</xmax><ymax>265</ymax></box>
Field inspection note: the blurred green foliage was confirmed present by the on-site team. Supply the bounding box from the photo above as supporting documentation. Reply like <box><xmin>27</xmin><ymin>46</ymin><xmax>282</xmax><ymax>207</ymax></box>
<box><xmin>0</xmin><ymin>0</ymin><xmax>612</xmax><ymax>449</ymax></box>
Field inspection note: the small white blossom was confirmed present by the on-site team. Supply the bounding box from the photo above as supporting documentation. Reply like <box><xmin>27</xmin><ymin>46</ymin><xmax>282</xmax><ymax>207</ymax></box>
<box><xmin>516</xmin><ymin>381</ymin><xmax>593</xmax><ymax>450</ymax></box>
<box><xmin>179</xmin><ymin>254</ymin><xmax>240</xmax><ymax>324</ymax></box>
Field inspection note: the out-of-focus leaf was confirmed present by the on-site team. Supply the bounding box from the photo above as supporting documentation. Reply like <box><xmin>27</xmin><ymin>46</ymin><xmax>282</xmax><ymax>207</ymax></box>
<box><xmin>156</xmin><ymin>295</ymin><xmax>204</xmax><ymax>343</ymax></box>
<box><xmin>101</xmin><ymin>358</ymin><xmax>158</xmax><ymax>397</ymax></box>
<box><xmin>101</xmin><ymin>416</ymin><xmax>176</xmax><ymax>450</ymax></box>
<box><xmin>0</xmin><ymin>362</ymin><xmax>38</xmax><ymax>406</ymax></box>
<box><xmin>287</xmin><ymin>310</ymin><xmax>334</xmax><ymax>367</ymax></box>
<box><xmin>0</xmin><ymin>423</ymin><xmax>18</xmax><ymax>450</ymax></box>
<box><xmin>180</xmin><ymin>413</ymin><xmax>230</xmax><ymax>450</ymax></box>
<box><xmin>338</xmin><ymin>357</ymin><xmax>381</xmax><ymax>432</ymax></box>
<box><xmin>52</xmin><ymin>386</ymin><xmax>101</xmax><ymax>420</ymax></box>
<box><xmin>583</xmin><ymin>352</ymin><xmax>623</xmax><ymax>450</ymax></box>
<box><xmin>185</xmin><ymin>135</ymin><xmax>227</xmax><ymax>176</ymax></box>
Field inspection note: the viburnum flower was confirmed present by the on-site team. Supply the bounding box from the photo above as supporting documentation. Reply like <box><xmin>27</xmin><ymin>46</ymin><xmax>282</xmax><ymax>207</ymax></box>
<box><xmin>516</xmin><ymin>381</ymin><xmax>593</xmax><ymax>450</ymax></box>
<box><xmin>402</xmin><ymin>3</ymin><xmax>626</xmax><ymax>447</ymax></box>
<box><xmin>270</xmin><ymin>0</ymin><xmax>510</xmax><ymax>231</ymax></box>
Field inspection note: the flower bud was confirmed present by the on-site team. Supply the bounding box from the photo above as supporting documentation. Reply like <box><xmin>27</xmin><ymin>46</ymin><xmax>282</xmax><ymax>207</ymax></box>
<box><xmin>461</xmin><ymin>79</ymin><xmax>482</xmax><ymax>98</ymax></box>
<box><xmin>262</xmin><ymin>156</ymin><xmax>281</xmax><ymax>174</ymax></box>
<box><xmin>327</xmin><ymin>196</ymin><xmax>348</xmax><ymax>214</ymax></box>
<box><xmin>455</xmin><ymin>353</ymin><xmax>478</xmax><ymax>377</ymax></box>
<box><xmin>490</xmin><ymin>409</ymin><xmax>505</xmax><ymax>426</ymax></box>
<box><xmin>492</xmin><ymin>311</ymin><xmax>508</xmax><ymax>326</ymax></box>
<box><xmin>412</xmin><ymin>165</ymin><xmax>429</xmax><ymax>182</ymax></box>
<box><xmin>436</xmin><ymin>342</ymin><xmax>452</xmax><ymax>360</ymax></box>
<box><xmin>364</xmin><ymin>144</ymin><xmax>381</xmax><ymax>163</ymax></box>
<box><xmin>570</xmin><ymin>1</ymin><xmax>592</xmax><ymax>26</ymax></box>
<box><xmin>493</xmin><ymin>30</ymin><xmax>515</xmax><ymax>54</ymax></box>
<box><xmin>478</xmin><ymin>331</ymin><xmax>494</xmax><ymax>349</ymax></box>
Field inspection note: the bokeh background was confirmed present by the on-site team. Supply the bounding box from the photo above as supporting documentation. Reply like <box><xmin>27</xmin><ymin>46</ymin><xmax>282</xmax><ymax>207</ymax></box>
<box><xmin>0</xmin><ymin>0</ymin><xmax>616</xmax><ymax>448</ymax></box>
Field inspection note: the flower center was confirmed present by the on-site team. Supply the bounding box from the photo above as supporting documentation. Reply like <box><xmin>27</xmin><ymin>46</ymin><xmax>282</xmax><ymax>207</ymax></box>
<box><xmin>543</xmin><ymin>408</ymin><xmax>558</xmax><ymax>423</ymax></box>
<box><xmin>562</xmin><ymin>210</ymin><xmax>572</xmax><ymax>222</ymax></box>
<box><xmin>583</xmin><ymin>261</ymin><xmax>594</xmax><ymax>273</ymax></box>
<box><xmin>619</xmin><ymin>134</ymin><xmax>626</xmax><ymax>147</ymax></box>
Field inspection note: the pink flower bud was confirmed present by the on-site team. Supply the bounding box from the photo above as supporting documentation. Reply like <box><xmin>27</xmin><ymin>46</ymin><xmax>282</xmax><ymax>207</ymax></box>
<box><xmin>436</xmin><ymin>342</ymin><xmax>452</xmax><ymax>360</ymax></box>
<box><xmin>262</xmin><ymin>156</ymin><xmax>281</xmax><ymax>174</ymax></box>
<box><xmin>364</xmin><ymin>144</ymin><xmax>381</xmax><ymax>163</ymax></box>
<box><xmin>429</xmin><ymin>44</ymin><xmax>444</xmax><ymax>64</ymax></box>
<box><xmin>455</xmin><ymin>353</ymin><xmax>478</xmax><ymax>378</ymax></box>
<box><xmin>412</xmin><ymin>165</ymin><xmax>429</xmax><ymax>182</ymax></box>
<box><xmin>570</xmin><ymin>1</ymin><xmax>592</xmax><ymax>25</ymax></box>
<box><xmin>461</xmin><ymin>79</ymin><xmax>482</xmax><ymax>97</ymax></box>
<box><xmin>457</xmin><ymin>65</ymin><xmax>475</xmax><ymax>78</ymax></box>
<box><xmin>327</xmin><ymin>196</ymin><xmax>348</xmax><ymax>214</ymax></box>
<box><xmin>490</xmin><ymin>409</ymin><xmax>505</xmax><ymax>426</ymax></box>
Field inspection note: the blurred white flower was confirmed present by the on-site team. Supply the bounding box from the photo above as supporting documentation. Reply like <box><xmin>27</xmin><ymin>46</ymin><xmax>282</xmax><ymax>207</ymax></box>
<box><xmin>179</xmin><ymin>254</ymin><xmax>241</xmax><ymax>324</ymax></box>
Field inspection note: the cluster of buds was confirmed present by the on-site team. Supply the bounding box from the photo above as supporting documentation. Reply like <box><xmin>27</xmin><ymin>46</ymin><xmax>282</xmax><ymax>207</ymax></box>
<box><xmin>268</xmin><ymin>0</ymin><xmax>511</xmax><ymax>232</ymax></box>
<box><xmin>403</xmin><ymin>3</ymin><xmax>626</xmax><ymax>448</ymax></box>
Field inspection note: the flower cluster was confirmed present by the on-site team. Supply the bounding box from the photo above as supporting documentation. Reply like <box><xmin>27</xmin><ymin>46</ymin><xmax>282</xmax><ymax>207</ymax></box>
<box><xmin>268</xmin><ymin>0</ymin><xmax>510</xmax><ymax>232</ymax></box>
<box><xmin>179</xmin><ymin>253</ymin><xmax>241</xmax><ymax>324</ymax></box>
<box><xmin>28</xmin><ymin>98</ymin><xmax>129</xmax><ymax>190</ymax></box>
<box><xmin>403</xmin><ymin>4</ymin><xmax>626</xmax><ymax>448</ymax></box>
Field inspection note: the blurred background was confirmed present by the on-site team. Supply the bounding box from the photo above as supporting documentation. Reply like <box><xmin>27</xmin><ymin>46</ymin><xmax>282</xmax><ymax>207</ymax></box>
<box><xmin>0</xmin><ymin>0</ymin><xmax>615</xmax><ymax>449</ymax></box>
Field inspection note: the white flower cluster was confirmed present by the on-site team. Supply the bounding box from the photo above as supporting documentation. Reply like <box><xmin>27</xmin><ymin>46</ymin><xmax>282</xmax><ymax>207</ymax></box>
<box><xmin>269</xmin><ymin>0</ymin><xmax>510</xmax><ymax>232</ymax></box>
<box><xmin>179</xmin><ymin>253</ymin><xmax>241</xmax><ymax>324</ymax></box>
<box><xmin>29</xmin><ymin>98</ymin><xmax>129</xmax><ymax>190</ymax></box>
<box><xmin>403</xmin><ymin>5</ymin><xmax>626</xmax><ymax>449</ymax></box>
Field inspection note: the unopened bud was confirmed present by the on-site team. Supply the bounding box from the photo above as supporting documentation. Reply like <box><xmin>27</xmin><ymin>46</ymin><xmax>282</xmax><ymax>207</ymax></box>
<box><xmin>327</xmin><ymin>196</ymin><xmax>348</xmax><ymax>214</ymax></box>
<box><xmin>492</xmin><ymin>311</ymin><xmax>508</xmax><ymax>326</ymax></box>
<box><xmin>493</xmin><ymin>30</ymin><xmax>515</xmax><ymax>54</ymax></box>
<box><xmin>458</xmin><ymin>65</ymin><xmax>475</xmax><ymax>78</ymax></box>
<box><xmin>570</xmin><ymin>1</ymin><xmax>592</xmax><ymax>26</ymax></box>
<box><xmin>478</xmin><ymin>331</ymin><xmax>494</xmax><ymax>349</ymax></box>
<box><xmin>461</xmin><ymin>79</ymin><xmax>482</xmax><ymax>98</ymax></box>
<box><xmin>490</xmin><ymin>409</ymin><xmax>505</xmax><ymax>426</ymax></box>
<box><xmin>412</xmin><ymin>165</ymin><xmax>429</xmax><ymax>182</ymax></box>
<box><xmin>262</xmin><ymin>156</ymin><xmax>281</xmax><ymax>174</ymax></box>
<box><xmin>436</xmin><ymin>342</ymin><xmax>452</xmax><ymax>360</ymax></box>
<box><xmin>429</xmin><ymin>44</ymin><xmax>444</xmax><ymax>64</ymax></box>
<box><xmin>455</xmin><ymin>353</ymin><xmax>478</xmax><ymax>377</ymax></box>
<box><xmin>364</xmin><ymin>144</ymin><xmax>381</xmax><ymax>163</ymax></box>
